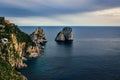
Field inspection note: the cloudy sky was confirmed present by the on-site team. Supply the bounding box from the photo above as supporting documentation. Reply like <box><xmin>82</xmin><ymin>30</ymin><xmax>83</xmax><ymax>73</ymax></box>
<box><xmin>0</xmin><ymin>0</ymin><xmax>120</xmax><ymax>26</ymax></box>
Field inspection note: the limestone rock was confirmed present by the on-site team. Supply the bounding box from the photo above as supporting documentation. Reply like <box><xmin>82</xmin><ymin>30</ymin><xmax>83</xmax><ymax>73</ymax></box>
<box><xmin>28</xmin><ymin>27</ymin><xmax>47</xmax><ymax>58</ymax></box>
<box><xmin>31</xmin><ymin>27</ymin><xmax>47</xmax><ymax>45</ymax></box>
<box><xmin>29</xmin><ymin>53</ymin><xmax>40</xmax><ymax>58</ymax></box>
<box><xmin>0</xmin><ymin>38</ymin><xmax>8</xmax><ymax>44</ymax></box>
<box><xmin>55</xmin><ymin>27</ymin><xmax>73</xmax><ymax>42</ymax></box>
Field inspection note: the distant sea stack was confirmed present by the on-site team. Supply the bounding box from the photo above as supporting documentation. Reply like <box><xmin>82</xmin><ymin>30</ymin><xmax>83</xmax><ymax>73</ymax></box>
<box><xmin>55</xmin><ymin>27</ymin><xmax>73</xmax><ymax>42</ymax></box>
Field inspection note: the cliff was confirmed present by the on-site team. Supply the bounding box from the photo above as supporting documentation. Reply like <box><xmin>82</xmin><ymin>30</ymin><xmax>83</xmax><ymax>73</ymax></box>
<box><xmin>0</xmin><ymin>17</ymin><xmax>40</xmax><ymax>80</ymax></box>
<box><xmin>0</xmin><ymin>56</ymin><xmax>26</xmax><ymax>80</ymax></box>
<box><xmin>55</xmin><ymin>27</ymin><xmax>73</xmax><ymax>42</ymax></box>
<box><xmin>0</xmin><ymin>17</ymin><xmax>32</xmax><ymax>80</ymax></box>
<box><xmin>0</xmin><ymin>17</ymin><xmax>48</xmax><ymax>80</ymax></box>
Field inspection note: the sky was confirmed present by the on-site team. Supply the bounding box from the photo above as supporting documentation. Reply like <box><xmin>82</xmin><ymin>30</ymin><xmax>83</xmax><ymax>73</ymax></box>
<box><xmin>0</xmin><ymin>0</ymin><xmax>120</xmax><ymax>26</ymax></box>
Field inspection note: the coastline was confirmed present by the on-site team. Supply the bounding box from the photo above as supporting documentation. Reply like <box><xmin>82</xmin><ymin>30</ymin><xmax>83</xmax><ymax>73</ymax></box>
<box><xmin>0</xmin><ymin>17</ymin><xmax>47</xmax><ymax>80</ymax></box>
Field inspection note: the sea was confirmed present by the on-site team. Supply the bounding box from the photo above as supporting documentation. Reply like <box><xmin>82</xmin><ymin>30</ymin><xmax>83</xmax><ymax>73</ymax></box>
<box><xmin>18</xmin><ymin>26</ymin><xmax>120</xmax><ymax>80</ymax></box>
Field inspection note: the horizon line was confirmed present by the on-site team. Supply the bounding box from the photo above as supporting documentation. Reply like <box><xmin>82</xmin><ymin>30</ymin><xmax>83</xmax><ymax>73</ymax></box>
<box><xmin>18</xmin><ymin>26</ymin><xmax>120</xmax><ymax>27</ymax></box>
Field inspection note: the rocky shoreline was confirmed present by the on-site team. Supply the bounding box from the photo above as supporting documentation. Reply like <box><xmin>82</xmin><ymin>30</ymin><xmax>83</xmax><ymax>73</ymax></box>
<box><xmin>0</xmin><ymin>17</ymin><xmax>47</xmax><ymax>80</ymax></box>
<box><xmin>0</xmin><ymin>17</ymin><xmax>74</xmax><ymax>80</ymax></box>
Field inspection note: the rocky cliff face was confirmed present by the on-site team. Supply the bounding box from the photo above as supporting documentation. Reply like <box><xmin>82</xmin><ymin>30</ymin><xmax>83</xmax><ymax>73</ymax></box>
<box><xmin>55</xmin><ymin>27</ymin><xmax>73</xmax><ymax>42</ymax></box>
<box><xmin>10</xmin><ymin>34</ymin><xmax>27</xmax><ymax>68</ymax></box>
<box><xmin>31</xmin><ymin>27</ymin><xmax>47</xmax><ymax>44</ymax></box>
<box><xmin>0</xmin><ymin>18</ymin><xmax>47</xmax><ymax>68</ymax></box>
<box><xmin>0</xmin><ymin>17</ymin><xmax>28</xmax><ymax>80</ymax></box>
<box><xmin>0</xmin><ymin>56</ymin><xmax>27</xmax><ymax>80</ymax></box>
<box><xmin>0</xmin><ymin>17</ymin><xmax>47</xmax><ymax>80</ymax></box>
<box><xmin>29</xmin><ymin>27</ymin><xmax>47</xmax><ymax>58</ymax></box>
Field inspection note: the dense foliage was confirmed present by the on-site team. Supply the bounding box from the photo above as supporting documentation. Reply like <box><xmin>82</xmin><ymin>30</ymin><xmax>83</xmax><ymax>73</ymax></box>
<box><xmin>0</xmin><ymin>17</ymin><xmax>31</xmax><ymax>80</ymax></box>
<box><xmin>0</xmin><ymin>23</ymin><xmax>35</xmax><ymax>46</ymax></box>
<box><xmin>0</xmin><ymin>57</ymin><xmax>24</xmax><ymax>80</ymax></box>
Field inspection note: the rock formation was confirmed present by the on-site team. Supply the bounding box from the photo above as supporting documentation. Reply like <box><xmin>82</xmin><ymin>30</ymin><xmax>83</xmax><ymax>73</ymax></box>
<box><xmin>0</xmin><ymin>17</ymin><xmax>47</xmax><ymax>80</ymax></box>
<box><xmin>31</xmin><ymin>27</ymin><xmax>47</xmax><ymax>44</ymax></box>
<box><xmin>0</xmin><ymin>17</ymin><xmax>46</xmax><ymax>80</ymax></box>
<box><xmin>55</xmin><ymin>27</ymin><xmax>73</xmax><ymax>42</ymax></box>
<box><xmin>28</xmin><ymin>27</ymin><xmax>47</xmax><ymax>58</ymax></box>
<box><xmin>0</xmin><ymin>17</ymin><xmax>28</xmax><ymax>80</ymax></box>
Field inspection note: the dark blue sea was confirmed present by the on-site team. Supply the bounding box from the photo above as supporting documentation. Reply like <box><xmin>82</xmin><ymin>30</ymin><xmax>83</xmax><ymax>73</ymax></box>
<box><xmin>19</xmin><ymin>26</ymin><xmax>120</xmax><ymax>80</ymax></box>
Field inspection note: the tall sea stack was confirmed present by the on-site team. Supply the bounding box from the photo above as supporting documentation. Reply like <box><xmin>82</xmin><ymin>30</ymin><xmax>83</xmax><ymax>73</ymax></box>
<box><xmin>55</xmin><ymin>27</ymin><xmax>73</xmax><ymax>42</ymax></box>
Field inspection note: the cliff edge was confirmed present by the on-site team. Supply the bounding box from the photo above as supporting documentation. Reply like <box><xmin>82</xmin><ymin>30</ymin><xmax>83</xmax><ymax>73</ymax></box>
<box><xmin>0</xmin><ymin>17</ymin><xmax>29</xmax><ymax>79</ymax></box>
<box><xmin>0</xmin><ymin>17</ymin><xmax>47</xmax><ymax>80</ymax></box>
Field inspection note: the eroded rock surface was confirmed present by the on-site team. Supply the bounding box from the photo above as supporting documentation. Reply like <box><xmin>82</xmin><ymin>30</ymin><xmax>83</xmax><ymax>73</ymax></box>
<box><xmin>55</xmin><ymin>27</ymin><xmax>73</xmax><ymax>42</ymax></box>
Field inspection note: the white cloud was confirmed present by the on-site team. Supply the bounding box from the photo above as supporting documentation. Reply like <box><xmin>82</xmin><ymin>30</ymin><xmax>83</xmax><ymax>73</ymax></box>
<box><xmin>6</xmin><ymin>7</ymin><xmax>120</xmax><ymax>26</ymax></box>
<box><xmin>92</xmin><ymin>7</ymin><xmax>120</xmax><ymax>17</ymax></box>
<box><xmin>7</xmin><ymin>17</ymin><xmax>66</xmax><ymax>26</ymax></box>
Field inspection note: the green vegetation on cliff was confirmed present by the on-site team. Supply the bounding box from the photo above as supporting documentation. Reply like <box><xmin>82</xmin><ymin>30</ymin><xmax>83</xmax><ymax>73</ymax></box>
<box><xmin>0</xmin><ymin>17</ymin><xmax>45</xmax><ymax>80</ymax></box>
<box><xmin>0</xmin><ymin>17</ymin><xmax>29</xmax><ymax>80</ymax></box>
<box><xmin>0</xmin><ymin>57</ymin><xmax>25</xmax><ymax>80</ymax></box>
<box><xmin>2</xmin><ymin>23</ymin><xmax>34</xmax><ymax>46</ymax></box>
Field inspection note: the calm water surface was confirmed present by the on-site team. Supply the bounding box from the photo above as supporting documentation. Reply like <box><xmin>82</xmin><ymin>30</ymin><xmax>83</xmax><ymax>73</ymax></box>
<box><xmin>19</xmin><ymin>26</ymin><xmax>120</xmax><ymax>80</ymax></box>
